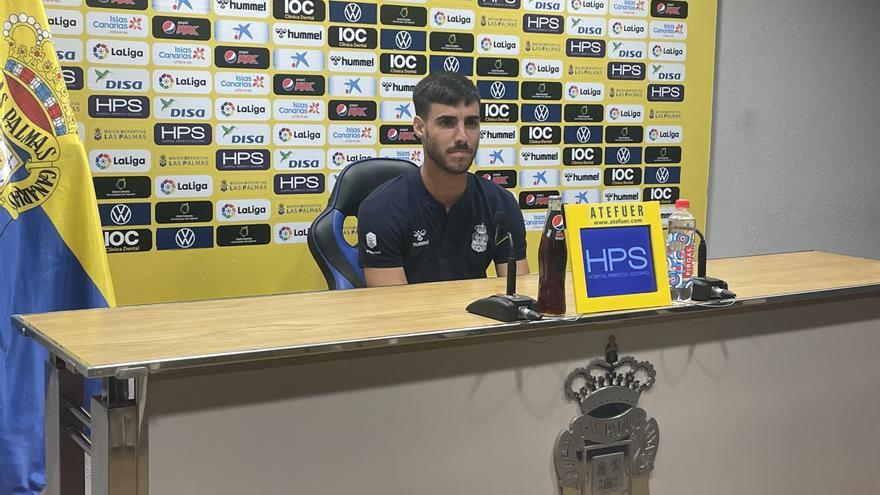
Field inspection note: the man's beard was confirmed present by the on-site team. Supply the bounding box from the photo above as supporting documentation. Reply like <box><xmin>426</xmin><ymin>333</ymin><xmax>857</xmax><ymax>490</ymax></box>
<box><xmin>423</xmin><ymin>130</ymin><xmax>478</xmax><ymax>175</ymax></box>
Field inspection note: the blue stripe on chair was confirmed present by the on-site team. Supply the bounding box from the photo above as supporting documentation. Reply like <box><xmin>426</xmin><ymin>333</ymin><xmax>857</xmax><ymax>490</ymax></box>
<box><xmin>331</xmin><ymin>210</ymin><xmax>363</xmax><ymax>287</ymax></box>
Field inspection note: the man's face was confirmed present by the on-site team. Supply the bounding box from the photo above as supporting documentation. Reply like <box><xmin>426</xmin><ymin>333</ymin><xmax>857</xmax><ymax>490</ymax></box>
<box><xmin>413</xmin><ymin>100</ymin><xmax>480</xmax><ymax>175</ymax></box>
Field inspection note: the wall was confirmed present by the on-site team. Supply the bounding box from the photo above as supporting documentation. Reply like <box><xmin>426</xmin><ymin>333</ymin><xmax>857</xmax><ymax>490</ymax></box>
<box><xmin>708</xmin><ymin>0</ymin><xmax>880</xmax><ymax>260</ymax></box>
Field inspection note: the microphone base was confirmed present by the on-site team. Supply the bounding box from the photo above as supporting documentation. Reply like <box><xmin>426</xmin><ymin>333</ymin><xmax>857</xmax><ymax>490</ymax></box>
<box><xmin>466</xmin><ymin>294</ymin><xmax>541</xmax><ymax>322</ymax></box>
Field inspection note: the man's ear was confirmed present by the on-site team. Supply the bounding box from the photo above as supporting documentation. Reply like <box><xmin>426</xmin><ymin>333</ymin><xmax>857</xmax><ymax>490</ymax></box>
<box><xmin>413</xmin><ymin>115</ymin><xmax>424</xmax><ymax>139</ymax></box>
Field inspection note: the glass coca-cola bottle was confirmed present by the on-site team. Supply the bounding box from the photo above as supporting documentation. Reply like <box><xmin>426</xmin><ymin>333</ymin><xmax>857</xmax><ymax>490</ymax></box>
<box><xmin>537</xmin><ymin>196</ymin><xmax>567</xmax><ymax>315</ymax></box>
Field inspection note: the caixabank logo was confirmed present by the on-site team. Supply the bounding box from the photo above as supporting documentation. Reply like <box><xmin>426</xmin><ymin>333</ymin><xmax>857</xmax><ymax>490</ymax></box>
<box><xmin>273</xmin><ymin>74</ymin><xmax>326</xmax><ymax>95</ymax></box>
<box><xmin>214</xmin><ymin>46</ymin><xmax>270</xmax><ymax>69</ymax></box>
<box><xmin>88</xmin><ymin>95</ymin><xmax>150</xmax><ymax>118</ymax></box>
<box><xmin>152</xmin><ymin>0</ymin><xmax>211</xmax><ymax>14</ymax></box>
<box><xmin>273</xmin><ymin>99</ymin><xmax>325</xmax><ymax>121</ymax></box>
<box><xmin>85</xmin><ymin>12</ymin><xmax>147</xmax><ymax>38</ymax></box>
<box><xmin>87</xmin><ymin>40</ymin><xmax>149</xmax><ymax>65</ymax></box>
<box><xmin>215</xmin><ymin>98</ymin><xmax>270</xmax><ymax>120</ymax></box>
<box><xmin>378</xmin><ymin>101</ymin><xmax>414</xmax><ymax>121</ymax></box>
<box><xmin>475</xmin><ymin>147</ymin><xmax>515</xmax><ymax>167</ymax></box>
<box><xmin>152</xmin><ymin>16</ymin><xmax>211</xmax><ymax>40</ymax></box>
<box><xmin>154</xmin><ymin>96</ymin><xmax>212</xmax><ymax>119</ymax></box>
<box><xmin>329</xmin><ymin>75</ymin><xmax>377</xmax><ymax>97</ymax></box>
<box><xmin>518</xmin><ymin>168</ymin><xmax>559</xmax><ymax>188</ymax></box>
<box><xmin>217</xmin><ymin>149</ymin><xmax>270</xmax><ymax>170</ymax></box>
<box><xmin>273</xmin><ymin>0</ymin><xmax>326</xmax><ymax>21</ymax></box>
<box><xmin>88</xmin><ymin>68</ymin><xmax>149</xmax><ymax>92</ymax></box>
<box><xmin>152</xmin><ymin>42</ymin><xmax>209</xmax><ymax>67</ymax></box>
<box><xmin>215</xmin><ymin>123</ymin><xmax>270</xmax><ymax>146</ymax></box>
<box><xmin>215</xmin><ymin>19</ymin><xmax>270</xmax><ymax>43</ymax></box>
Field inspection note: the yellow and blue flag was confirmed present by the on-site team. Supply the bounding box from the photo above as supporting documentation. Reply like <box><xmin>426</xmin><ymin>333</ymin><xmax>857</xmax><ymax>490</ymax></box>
<box><xmin>0</xmin><ymin>3</ymin><xmax>116</xmax><ymax>494</ymax></box>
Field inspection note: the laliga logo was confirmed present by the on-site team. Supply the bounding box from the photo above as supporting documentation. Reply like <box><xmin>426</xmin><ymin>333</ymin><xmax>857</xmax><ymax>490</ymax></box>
<box><xmin>221</xmin><ymin>203</ymin><xmax>237</xmax><ymax>219</ymax></box>
<box><xmin>332</xmin><ymin>151</ymin><xmax>346</xmax><ymax>166</ymax></box>
<box><xmin>612</xmin><ymin>21</ymin><xmax>623</xmax><ymax>35</ymax></box>
<box><xmin>434</xmin><ymin>11</ymin><xmax>446</xmax><ymax>25</ymax></box>
<box><xmin>652</xmin><ymin>44</ymin><xmax>663</xmax><ymax>57</ymax></box>
<box><xmin>95</xmin><ymin>153</ymin><xmax>112</xmax><ymax>169</ymax></box>
<box><xmin>481</xmin><ymin>37</ymin><xmax>492</xmax><ymax>51</ymax></box>
<box><xmin>93</xmin><ymin>43</ymin><xmax>110</xmax><ymax>59</ymax></box>
<box><xmin>568</xmin><ymin>85</ymin><xmax>579</xmax><ymax>98</ymax></box>
<box><xmin>158</xmin><ymin>73</ymin><xmax>175</xmax><ymax>90</ymax></box>
<box><xmin>649</xmin><ymin>128</ymin><xmax>659</xmax><ymax>141</ymax></box>
<box><xmin>609</xmin><ymin>107</ymin><xmax>620</xmax><ymax>120</ymax></box>
<box><xmin>525</xmin><ymin>61</ymin><xmax>537</xmax><ymax>75</ymax></box>
<box><xmin>277</xmin><ymin>127</ymin><xmax>293</xmax><ymax>142</ymax></box>
<box><xmin>220</xmin><ymin>101</ymin><xmax>236</xmax><ymax>117</ymax></box>
<box><xmin>278</xmin><ymin>225</ymin><xmax>293</xmax><ymax>241</ymax></box>
<box><xmin>160</xmin><ymin>179</ymin><xmax>176</xmax><ymax>195</ymax></box>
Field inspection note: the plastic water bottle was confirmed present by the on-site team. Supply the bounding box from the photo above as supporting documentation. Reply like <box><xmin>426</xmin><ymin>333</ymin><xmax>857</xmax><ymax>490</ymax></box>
<box><xmin>666</xmin><ymin>199</ymin><xmax>696</xmax><ymax>301</ymax></box>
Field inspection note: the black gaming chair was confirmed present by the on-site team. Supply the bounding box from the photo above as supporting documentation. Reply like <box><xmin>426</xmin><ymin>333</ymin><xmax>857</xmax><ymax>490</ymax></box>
<box><xmin>308</xmin><ymin>158</ymin><xmax>418</xmax><ymax>290</ymax></box>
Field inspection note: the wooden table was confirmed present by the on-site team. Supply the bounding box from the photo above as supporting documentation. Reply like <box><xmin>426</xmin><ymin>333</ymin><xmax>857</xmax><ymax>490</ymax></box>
<box><xmin>15</xmin><ymin>251</ymin><xmax>880</xmax><ymax>495</ymax></box>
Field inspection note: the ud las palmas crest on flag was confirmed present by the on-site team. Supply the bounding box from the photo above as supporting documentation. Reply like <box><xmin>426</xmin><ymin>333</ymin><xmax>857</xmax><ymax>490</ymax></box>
<box><xmin>0</xmin><ymin>4</ymin><xmax>116</xmax><ymax>495</ymax></box>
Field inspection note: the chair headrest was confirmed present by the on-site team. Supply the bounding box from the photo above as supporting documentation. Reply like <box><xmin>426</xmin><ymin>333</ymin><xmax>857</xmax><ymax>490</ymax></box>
<box><xmin>329</xmin><ymin>158</ymin><xmax>418</xmax><ymax>216</ymax></box>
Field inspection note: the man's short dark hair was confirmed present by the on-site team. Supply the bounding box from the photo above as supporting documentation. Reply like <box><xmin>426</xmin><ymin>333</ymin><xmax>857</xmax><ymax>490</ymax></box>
<box><xmin>412</xmin><ymin>71</ymin><xmax>480</xmax><ymax>119</ymax></box>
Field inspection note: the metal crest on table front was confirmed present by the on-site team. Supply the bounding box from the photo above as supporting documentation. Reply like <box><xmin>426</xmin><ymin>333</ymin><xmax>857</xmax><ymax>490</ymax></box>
<box><xmin>554</xmin><ymin>336</ymin><xmax>660</xmax><ymax>495</ymax></box>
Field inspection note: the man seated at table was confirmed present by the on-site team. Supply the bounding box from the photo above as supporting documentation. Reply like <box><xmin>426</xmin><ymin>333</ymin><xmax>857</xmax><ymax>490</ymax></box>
<box><xmin>357</xmin><ymin>71</ymin><xmax>529</xmax><ymax>287</ymax></box>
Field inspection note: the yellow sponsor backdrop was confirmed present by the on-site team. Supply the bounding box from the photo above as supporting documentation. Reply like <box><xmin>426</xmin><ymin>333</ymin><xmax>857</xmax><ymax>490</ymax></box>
<box><xmin>45</xmin><ymin>0</ymin><xmax>716</xmax><ymax>304</ymax></box>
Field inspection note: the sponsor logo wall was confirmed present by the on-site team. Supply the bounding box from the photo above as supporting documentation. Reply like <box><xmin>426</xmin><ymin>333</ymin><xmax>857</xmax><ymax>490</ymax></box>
<box><xmin>50</xmin><ymin>0</ymin><xmax>716</xmax><ymax>303</ymax></box>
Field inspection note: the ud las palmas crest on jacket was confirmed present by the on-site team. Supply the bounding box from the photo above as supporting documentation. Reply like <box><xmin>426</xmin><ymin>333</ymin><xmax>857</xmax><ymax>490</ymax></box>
<box><xmin>0</xmin><ymin>14</ymin><xmax>72</xmax><ymax>225</ymax></box>
<box><xmin>555</xmin><ymin>336</ymin><xmax>660</xmax><ymax>495</ymax></box>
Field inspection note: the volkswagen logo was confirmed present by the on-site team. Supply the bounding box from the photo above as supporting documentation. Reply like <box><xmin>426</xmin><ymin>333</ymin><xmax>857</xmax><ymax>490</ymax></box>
<box><xmin>344</xmin><ymin>3</ymin><xmax>362</xmax><ymax>23</ymax></box>
<box><xmin>109</xmin><ymin>204</ymin><xmax>132</xmax><ymax>225</ymax></box>
<box><xmin>395</xmin><ymin>30</ymin><xmax>412</xmax><ymax>50</ymax></box>
<box><xmin>534</xmin><ymin>104</ymin><xmax>550</xmax><ymax>122</ymax></box>
<box><xmin>655</xmin><ymin>167</ymin><xmax>670</xmax><ymax>183</ymax></box>
<box><xmin>576</xmin><ymin>126</ymin><xmax>592</xmax><ymax>143</ymax></box>
<box><xmin>175</xmin><ymin>228</ymin><xmax>196</xmax><ymax>249</ymax></box>
<box><xmin>443</xmin><ymin>56</ymin><xmax>460</xmax><ymax>72</ymax></box>
<box><xmin>490</xmin><ymin>81</ymin><xmax>506</xmax><ymax>99</ymax></box>
<box><xmin>616</xmin><ymin>147</ymin><xmax>631</xmax><ymax>164</ymax></box>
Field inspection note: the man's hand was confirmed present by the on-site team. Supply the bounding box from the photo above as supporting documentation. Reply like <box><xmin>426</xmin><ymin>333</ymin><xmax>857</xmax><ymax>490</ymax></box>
<box><xmin>496</xmin><ymin>259</ymin><xmax>530</xmax><ymax>277</ymax></box>
<box><xmin>364</xmin><ymin>267</ymin><xmax>408</xmax><ymax>287</ymax></box>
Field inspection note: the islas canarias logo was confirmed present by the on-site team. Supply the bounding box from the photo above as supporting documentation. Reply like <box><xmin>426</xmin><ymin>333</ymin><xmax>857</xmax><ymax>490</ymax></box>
<box><xmin>1</xmin><ymin>14</ymin><xmax>76</xmax><ymax>220</ymax></box>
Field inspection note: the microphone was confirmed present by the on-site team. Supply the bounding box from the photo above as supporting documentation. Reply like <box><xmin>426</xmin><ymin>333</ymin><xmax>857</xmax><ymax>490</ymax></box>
<box><xmin>493</xmin><ymin>211</ymin><xmax>516</xmax><ymax>295</ymax></box>
<box><xmin>465</xmin><ymin>210</ymin><xmax>540</xmax><ymax>322</ymax></box>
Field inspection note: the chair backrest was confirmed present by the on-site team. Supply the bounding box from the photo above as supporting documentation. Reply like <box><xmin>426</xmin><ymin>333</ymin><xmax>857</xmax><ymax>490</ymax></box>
<box><xmin>308</xmin><ymin>158</ymin><xmax>418</xmax><ymax>290</ymax></box>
